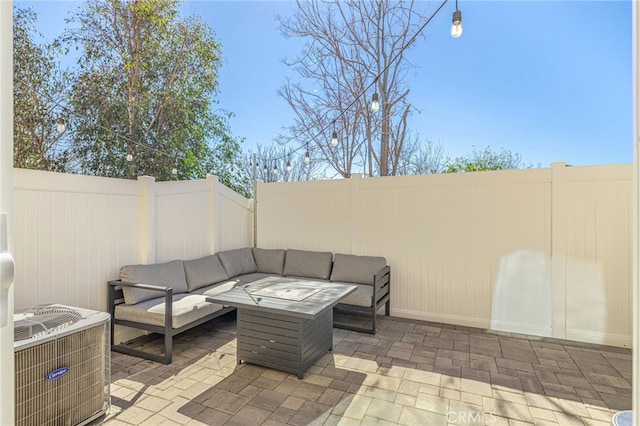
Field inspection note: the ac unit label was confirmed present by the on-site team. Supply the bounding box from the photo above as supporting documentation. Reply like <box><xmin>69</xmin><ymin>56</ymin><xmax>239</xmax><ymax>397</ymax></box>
<box><xmin>46</xmin><ymin>367</ymin><xmax>69</xmax><ymax>380</ymax></box>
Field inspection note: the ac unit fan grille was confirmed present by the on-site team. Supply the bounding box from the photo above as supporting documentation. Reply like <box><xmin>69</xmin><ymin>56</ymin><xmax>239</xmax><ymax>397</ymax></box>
<box><xmin>14</xmin><ymin>307</ymin><xmax>83</xmax><ymax>342</ymax></box>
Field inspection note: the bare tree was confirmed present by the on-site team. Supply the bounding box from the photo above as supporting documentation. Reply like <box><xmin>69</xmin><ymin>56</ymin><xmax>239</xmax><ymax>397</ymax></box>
<box><xmin>243</xmin><ymin>144</ymin><xmax>323</xmax><ymax>194</ymax></box>
<box><xmin>396</xmin><ymin>136</ymin><xmax>446</xmax><ymax>175</ymax></box>
<box><xmin>278</xmin><ymin>0</ymin><xmax>430</xmax><ymax>177</ymax></box>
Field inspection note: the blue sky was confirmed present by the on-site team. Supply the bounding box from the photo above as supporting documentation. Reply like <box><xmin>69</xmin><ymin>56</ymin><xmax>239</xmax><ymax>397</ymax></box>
<box><xmin>18</xmin><ymin>0</ymin><xmax>633</xmax><ymax>168</ymax></box>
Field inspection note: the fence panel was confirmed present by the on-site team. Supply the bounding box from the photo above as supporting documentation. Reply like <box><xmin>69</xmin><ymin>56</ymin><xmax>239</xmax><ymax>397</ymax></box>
<box><xmin>560</xmin><ymin>164</ymin><xmax>632</xmax><ymax>346</ymax></box>
<box><xmin>12</xmin><ymin>170</ymin><xmax>253</xmax><ymax>320</ymax></box>
<box><xmin>257</xmin><ymin>164</ymin><xmax>632</xmax><ymax>347</ymax></box>
<box><xmin>155</xmin><ymin>179</ymin><xmax>211</xmax><ymax>263</ymax></box>
<box><xmin>13</xmin><ymin>169</ymin><xmax>141</xmax><ymax>312</ymax></box>
<box><xmin>256</xmin><ymin>179</ymin><xmax>352</xmax><ymax>253</ymax></box>
<box><xmin>215</xmin><ymin>181</ymin><xmax>253</xmax><ymax>251</ymax></box>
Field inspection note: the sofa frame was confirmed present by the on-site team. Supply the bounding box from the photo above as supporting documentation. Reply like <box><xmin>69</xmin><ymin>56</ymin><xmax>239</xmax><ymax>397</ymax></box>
<box><xmin>333</xmin><ymin>265</ymin><xmax>391</xmax><ymax>334</ymax></box>
<box><xmin>107</xmin><ymin>280</ymin><xmax>235</xmax><ymax>364</ymax></box>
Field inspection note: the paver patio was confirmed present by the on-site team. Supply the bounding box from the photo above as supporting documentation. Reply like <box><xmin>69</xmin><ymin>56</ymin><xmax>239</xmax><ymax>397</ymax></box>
<box><xmin>101</xmin><ymin>312</ymin><xmax>632</xmax><ymax>425</ymax></box>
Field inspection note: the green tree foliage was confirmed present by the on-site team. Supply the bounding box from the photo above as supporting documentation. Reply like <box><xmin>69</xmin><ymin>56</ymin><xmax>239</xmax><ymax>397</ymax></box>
<box><xmin>13</xmin><ymin>7</ymin><xmax>73</xmax><ymax>171</ymax></box>
<box><xmin>64</xmin><ymin>0</ymin><xmax>247</xmax><ymax>193</ymax></box>
<box><xmin>443</xmin><ymin>146</ymin><xmax>526</xmax><ymax>173</ymax></box>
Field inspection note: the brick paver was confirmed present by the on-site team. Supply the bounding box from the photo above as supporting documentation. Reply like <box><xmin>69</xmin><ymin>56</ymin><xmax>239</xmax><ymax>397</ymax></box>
<box><xmin>99</xmin><ymin>312</ymin><xmax>632</xmax><ymax>425</ymax></box>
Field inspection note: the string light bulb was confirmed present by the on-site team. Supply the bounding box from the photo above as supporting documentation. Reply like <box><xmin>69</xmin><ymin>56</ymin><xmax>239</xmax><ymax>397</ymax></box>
<box><xmin>171</xmin><ymin>167</ymin><xmax>177</xmax><ymax>175</ymax></box>
<box><xmin>304</xmin><ymin>150</ymin><xmax>310</xmax><ymax>164</ymax></box>
<box><xmin>273</xmin><ymin>165</ymin><xmax>278</xmax><ymax>175</ymax></box>
<box><xmin>451</xmin><ymin>1</ymin><xmax>463</xmax><ymax>38</ymax></box>
<box><xmin>371</xmin><ymin>93</ymin><xmax>380</xmax><ymax>113</ymax></box>
<box><xmin>230</xmin><ymin>168</ymin><xmax>235</xmax><ymax>175</ymax></box>
<box><xmin>126</xmin><ymin>153</ymin><xmax>133</xmax><ymax>162</ymax></box>
<box><xmin>263</xmin><ymin>165</ymin><xmax>268</xmax><ymax>174</ymax></box>
<box><xmin>56</xmin><ymin>118</ymin><xmax>66</xmax><ymax>134</ymax></box>
<box><xmin>286</xmin><ymin>161</ymin><xmax>291</xmax><ymax>171</ymax></box>
<box><xmin>331</xmin><ymin>131</ymin><xmax>338</xmax><ymax>147</ymax></box>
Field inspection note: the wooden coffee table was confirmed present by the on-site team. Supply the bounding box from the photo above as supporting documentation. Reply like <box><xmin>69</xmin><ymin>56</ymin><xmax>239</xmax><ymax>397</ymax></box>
<box><xmin>206</xmin><ymin>276</ymin><xmax>356</xmax><ymax>378</ymax></box>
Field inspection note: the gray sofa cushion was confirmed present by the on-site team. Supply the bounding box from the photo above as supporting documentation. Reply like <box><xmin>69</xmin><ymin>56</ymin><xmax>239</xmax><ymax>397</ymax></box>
<box><xmin>330</xmin><ymin>253</ymin><xmax>386</xmax><ymax>285</ymax></box>
<box><xmin>183</xmin><ymin>254</ymin><xmax>229</xmax><ymax>291</ymax></box>
<box><xmin>217</xmin><ymin>247</ymin><xmax>257</xmax><ymax>278</ymax></box>
<box><xmin>284</xmin><ymin>249</ymin><xmax>333</xmax><ymax>280</ymax></box>
<box><xmin>120</xmin><ymin>260</ymin><xmax>188</xmax><ymax>305</ymax></box>
<box><xmin>114</xmin><ymin>293</ymin><xmax>225</xmax><ymax>329</ymax></box>
<box><xmin>335</xmin><ymin>283</ymin><xmax>373</xmax><ymax>307</ymax></box>
<box><xmin>252</xmin><ymin>248</ymin><xmax>286</xmax><ymax>275</ymax></box>
<box><xmin>234</xmin><ymin>272</ymin><xmax>273</xmax><ymax>285</ymax></box>
<box><xmin>194</xmin><ymin>280</ymin><xmax>240</xmax><ymax>298</ymax></box>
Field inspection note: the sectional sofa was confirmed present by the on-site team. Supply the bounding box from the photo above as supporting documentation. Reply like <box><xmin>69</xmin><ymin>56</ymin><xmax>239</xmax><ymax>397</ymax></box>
<box><xmin>108</xmin><ymin>247</ymin><xmax>391</xmax><ymax>364</ymax></box>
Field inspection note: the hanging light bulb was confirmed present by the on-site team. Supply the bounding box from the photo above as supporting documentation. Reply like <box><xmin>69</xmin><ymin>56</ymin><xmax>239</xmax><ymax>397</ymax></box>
<box><xmin>263</xmin><ymin>165</ymin><xmax>268</xmax><ymax>174</ymax></box>
<box><xmin>230</xmin><ymin>168</ymin><xmax>235</xmax><ymax>175</ymax></box>
<box><xmin>171</xmin><ymin>167</ymin><xmax>177</xmax><ymax>175</ymax></box>
<box><xmin>56</xmin><ymin>118</ymin><xmax>66</xmax><ymax>134</ymax></box>
<box><xmin>126</xmin><ymin>153</ymin><xmax>133</xmax><ymax>162</ymax></box>
<box><xmin>451</xmin><ymin>2</ymin><xmax>463</xmax><ymax>38</ymax></box>
<box><xmin>331</xmin><ymin>131</ymin><xmax>338</xmax><ymax>147</ymax></box>
<box><xmin>255</xmin><ymin>162</ymin><xmax>259</xmax><ymax>170</ymax></box>
<box><xmin>304</xmin><ymin>151</ymin><xmax>310</xmax><ymax>164</ymax></box>
<box><xmin>286</xmin><ymin>161</ymin><xmax>292</xmax><ymax>171</ymax></box>
<box><xmin>273</xmin><ymin>165</ymin><xmax>278</xmax><ymax>175</ymax></box>
<box><xmin>371</xmin><ymin>92</ymin><xmax>380</xmax><ymax>113</ymax></box>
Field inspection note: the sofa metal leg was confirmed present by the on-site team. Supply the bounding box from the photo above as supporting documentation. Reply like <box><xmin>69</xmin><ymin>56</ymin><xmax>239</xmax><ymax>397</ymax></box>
<box><xmin>163</xmin><ymin>334</ymin><xmax>173</xmax><ymax>364</ymax></box>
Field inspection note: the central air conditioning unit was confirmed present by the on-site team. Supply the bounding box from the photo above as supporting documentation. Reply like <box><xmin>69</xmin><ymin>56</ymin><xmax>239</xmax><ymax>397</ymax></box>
<box><xmin>14</xmin><ymin>304</ymin><xmax>111</xmax><ymax>426</ymax></box>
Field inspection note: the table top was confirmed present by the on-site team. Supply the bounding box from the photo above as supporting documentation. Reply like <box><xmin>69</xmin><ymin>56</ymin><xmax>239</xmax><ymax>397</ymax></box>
<box><xmin>206</xmin><ymin>276</ymin><xmax>357</xmax><ymax>319</ymax></box>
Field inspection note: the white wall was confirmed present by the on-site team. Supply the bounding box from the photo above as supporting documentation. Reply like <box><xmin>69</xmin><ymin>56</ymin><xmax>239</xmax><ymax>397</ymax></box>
<box><xmin>257</xmin><ymin>163</ymin><xmax>633</xmax><ymax>347</ymax></box>
<box><xmin>12</xmin><ymin>170</ymin><xmax>252</xmax><ymax>316</ymax></box>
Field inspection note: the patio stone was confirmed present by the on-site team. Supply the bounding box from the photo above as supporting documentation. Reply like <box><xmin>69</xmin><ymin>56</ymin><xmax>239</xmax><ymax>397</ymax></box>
<box><xmin>394</xmin><ymin>393</ymin><xmax>417</xmax><ymax>407</ymax></box>
<box><xmin>415</xmin><ymin>393</ymin><xmax>449</xmax><ymax>415</ymax></box>
<box><xmin>102</xmin><ymin>314</ymin><xmax>630</xmax><ymax>426</ymax></box>
<box><xmin>239</xmin><ymin>384</ymin><xmax>263</xmax><ymax>399</ymax></box>
<box><xmin>491</xmin><ymin>389</ymin><xmax>527</xmax><ymax>405</ymax></box>
<box><xmin>191</xmin><ymin>407</ymin><xmax>231</xmax><ymax>425</ymax></box>
<box><xmin>482</xmin><ymin>397</ymin><xmax>533</xmax><ymax>422</ymax></box>
<box><xmin>364</xmin><ymin>399</ymin><xmax>403</xmax><ymax>423</ymax></box>
<box><xmin>203</xmin><ymin>389</ymin><xmax>250</xmax><ymax>414</ymax></box>
<box><xmin>398</xmin><ymin>406</ymin><xmax>446</xmax><ymax>426</ymax></box>
<box><xmin>248</xmin><ymin>389</ymin><xmax>288</xmax><ymax>411</ymax></box>
<box><xmin>225</xmin><ymin>405</ymin><xmax>272</xmax><ymax>426</ymax></box>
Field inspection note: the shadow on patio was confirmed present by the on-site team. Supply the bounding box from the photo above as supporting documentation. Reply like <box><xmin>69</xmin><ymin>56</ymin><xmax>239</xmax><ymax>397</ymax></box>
<box><xmin>100</xmin><ymin>312</ymin><xmax>632</xmax><ymax>426</ymax></box>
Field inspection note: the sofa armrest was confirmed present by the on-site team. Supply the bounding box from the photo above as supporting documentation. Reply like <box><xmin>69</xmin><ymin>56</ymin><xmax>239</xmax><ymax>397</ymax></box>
<box><xmin>107</xmin><ymin>279</ymin><xmax>174</xmax><ymax>335</ymax></box>
<box><xmin>373</xmin><ymin>266</ymin><xmax>391</xmax><ymax>306</ymax></box>
<box><xmin>108</xmin><ymin>279</ymin><xmax>172</xmax><ymax>293</ymax></box>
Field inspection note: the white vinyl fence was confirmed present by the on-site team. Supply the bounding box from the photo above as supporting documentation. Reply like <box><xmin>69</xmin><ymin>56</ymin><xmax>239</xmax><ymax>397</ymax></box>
<box><xmin>11</xmin><ymin>163</ymin><xmax>632</xmax><ymax>348</ymax></box>
<box><xmin>12</xmin><ymin>169</ymin><xmax>252</xmax><ymax>317</ymax></box>
<box><xmin>257</xmin><ymin>162</ymin><xmax>633</xmax><ymax>347</ymax></box>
